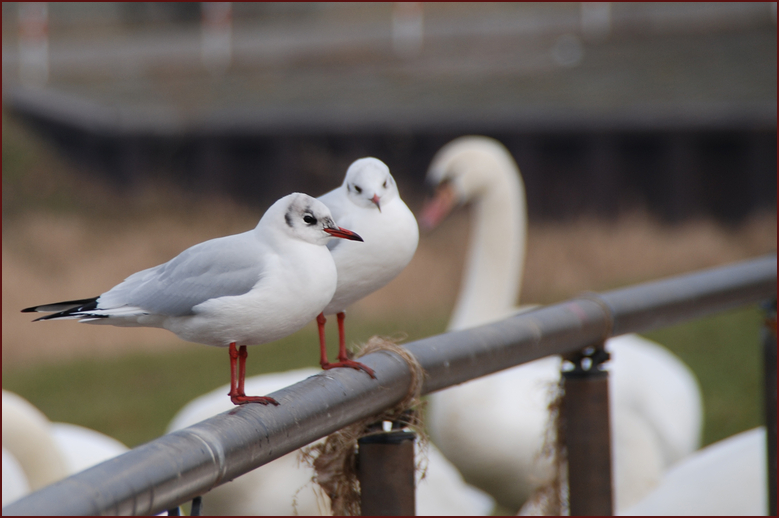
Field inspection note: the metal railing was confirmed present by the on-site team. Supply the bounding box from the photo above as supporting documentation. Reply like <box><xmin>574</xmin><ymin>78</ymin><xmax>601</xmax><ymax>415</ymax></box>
<box><xmin>4</xmin><ymin>254</ymin><xmax>776</xmax><ymax>516</ymax></box>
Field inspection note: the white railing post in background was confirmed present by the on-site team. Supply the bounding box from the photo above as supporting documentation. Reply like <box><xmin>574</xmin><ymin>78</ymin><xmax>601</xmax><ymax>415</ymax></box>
<box><xmin>581</xmin><ymin>2</ymin><xmax>611</xmax><ymax>42</ymax></box>
<box><xmin>18</xmin><ymin>2</ymin><xmax>49</xmax><ymax>85</ymax></box>
<box><xmin>392</xmin><ymin>2</ymin><xmax>423</xmax><ymax>57</ymax></box>
<box><xmin>202</xmin><ymin>2</ymin><xmax>232</xmax><ymax>75</ymax></box>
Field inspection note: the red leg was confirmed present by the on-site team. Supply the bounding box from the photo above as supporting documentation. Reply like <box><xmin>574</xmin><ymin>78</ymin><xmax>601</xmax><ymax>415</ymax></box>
<box><xmin>227</xmin><ymin>343</ymin><xmax>279</xmax><ymax>406</ymax></box>
<box><xmin>228</xmin><ymin>342</ymin><xmax>239</xmax><ymax>398</ymax></box>
<box><xmin>238</xmin><ymin>345</ymin><xmax>248</xmax><ymax>395</ymax></box>
<box><xmin>337</xmin><ymin>311</ymin><xmax>350</xmax><ymax>362</ymax></box>
<box><xmin>317</xmin><ymin>312</ymin><xmax>329</xmax><ymax>368</ymax></box>
<box><xmin>320</xmin><ymin>311</ymin><xmax>376</xmax><ymax>379</ymax></box>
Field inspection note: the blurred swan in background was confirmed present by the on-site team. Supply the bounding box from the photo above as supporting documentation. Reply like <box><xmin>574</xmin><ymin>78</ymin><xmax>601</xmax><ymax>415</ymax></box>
<box><xmin>2</xmin><ymin>447</ymin><xmax>31</xmax><ymax>507</ymax></box>
<box><xmin>619</xmin><ymin>426</ymin><xmax>767</xmax><ymax>516</ymax></box>
<box><xmin>421</xmin><ymin>135</ymin><xmax>704</xmax><ymax>512</ymax></box>
<box><xmin>167</xmin><ymin>368</ymin><xmax>495</xmax><ymax>516</ymax></box>
<box><xmin>2</xmin><ymin>390</ymin><xmax>129</xmax><ymax>507</ymax></box>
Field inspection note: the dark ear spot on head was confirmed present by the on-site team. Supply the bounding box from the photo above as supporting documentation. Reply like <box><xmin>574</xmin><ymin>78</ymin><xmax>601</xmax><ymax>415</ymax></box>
<box><xmin>285</xmin><ymin>210</ymin><xmax>293</xmax><ymax>227</ymax></box>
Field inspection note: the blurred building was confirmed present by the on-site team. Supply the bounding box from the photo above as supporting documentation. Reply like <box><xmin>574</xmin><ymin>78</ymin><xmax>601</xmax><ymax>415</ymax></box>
<box><xmin>2</xmin><ymin>2</ymin><xmax>776</xmax><ymax>222</ymax></box>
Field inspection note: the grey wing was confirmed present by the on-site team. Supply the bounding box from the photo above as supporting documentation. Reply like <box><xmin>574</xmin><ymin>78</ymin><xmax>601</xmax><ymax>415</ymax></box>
<box><xmin>98</xmin><ymin>232</ymin><xmax>267</xmax><ymax>316</ymax></box>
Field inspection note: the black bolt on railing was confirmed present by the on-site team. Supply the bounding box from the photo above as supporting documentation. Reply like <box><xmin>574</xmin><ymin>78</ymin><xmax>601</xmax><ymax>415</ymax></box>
<box><xmin>2</xmin><ymin>255</ymin><xmax>775</xmax><ymax>516</ymax></box>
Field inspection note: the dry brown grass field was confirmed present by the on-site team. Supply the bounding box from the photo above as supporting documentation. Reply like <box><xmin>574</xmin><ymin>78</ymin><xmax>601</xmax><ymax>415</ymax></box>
<box><xmin>2</xmin><ymin>112</ymin><xmax>776</xmax><ymax>364</ymax></box>
<box><xmin>4</xmin><ymin>198</ymin><xmax>775</xmax><ymax>366</ymax></box>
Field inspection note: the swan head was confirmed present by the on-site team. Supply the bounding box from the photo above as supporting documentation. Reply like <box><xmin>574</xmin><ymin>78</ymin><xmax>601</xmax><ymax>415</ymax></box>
<box><xmin>421</xmin><ymin>136</ymin><xmax>518</xmax><ymax>229</ymax></box>
<box><xmin>342</xmin><ymin>157</ymin><xmax>399</xmax><ymax>212</ymax></box>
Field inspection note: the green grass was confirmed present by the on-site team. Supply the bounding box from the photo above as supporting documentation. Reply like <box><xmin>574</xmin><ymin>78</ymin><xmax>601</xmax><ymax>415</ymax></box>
<box><xmin>1</xmin><ymin>306</ymin><xmax>769</xmax><ymax>449</ymax></box>
<box><xmin>643</xmin><ymin>304</ymin><xmax>768</xmax><ymax>446</ymax></box>
<box><xmin>2</xmin><ymin>315</ymin><xmax>447</xmax><ymax>447</ymax></box>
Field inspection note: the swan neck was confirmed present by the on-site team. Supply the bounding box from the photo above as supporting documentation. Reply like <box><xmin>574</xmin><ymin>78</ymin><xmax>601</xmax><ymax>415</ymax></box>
<box><xmin>449</xmin><ymin>167</ymin><xmax>527</xmax><ymax>330</ymax></box>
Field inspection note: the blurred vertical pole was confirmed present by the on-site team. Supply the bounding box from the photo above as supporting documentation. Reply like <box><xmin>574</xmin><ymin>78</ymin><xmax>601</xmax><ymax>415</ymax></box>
<box><xmin>665</xmin><ymin>133</ymin><xmax>698</xmax><ymax>222</ymax></box>
<box><xmin>562</xmin><ymin>344</ymin><xmax>613</xmax><ymax>516</ymax></box>
<box><xmin>190</xmin><ymin>495</ymin><xmax>203</xmax><ymax>516</ymax></box>
<box><xmin>588</xmin><ymin>133</ymin><xmax>620</xmax><ymax>218</ymax></box>
<box><xmin>392</xmin><ymin>3</ymin><xmax>423</xmax><ymax>57</ymax></box>
<box><xmin>18</xmin><ymin>2</ymin><xmax>49</xmax><ymax>85</ymax></box>
<box><xmin>580</xmin><ymin>2</ymin><xmax>611</xmax><ymax>42</ymax></box>
<box><xmin>763</xmin><ymin>300</ymin><xmax>777</xmax><ymax>516</ymax></box>
<box><xmin>201</xmin><ymin>2</ymin><xmax>232</xmax><ymax>75</ymax></box>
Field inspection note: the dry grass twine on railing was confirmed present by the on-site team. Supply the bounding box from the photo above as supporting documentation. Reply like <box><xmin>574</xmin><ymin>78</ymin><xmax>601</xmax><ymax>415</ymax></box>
<box><xmin>520</xmin><ymin>376</ymin><xmax>569</xmax><ymax>515</ymax></box>
<box><xmin>298</xmin><ymin>335</ymin><xmax>428</xmax><ymax>516</ymax></box>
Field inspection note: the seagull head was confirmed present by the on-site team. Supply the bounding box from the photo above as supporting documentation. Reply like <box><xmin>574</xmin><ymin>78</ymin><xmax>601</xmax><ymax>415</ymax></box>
<box><xmin>264</xmin><ymin>193</ymin><xmax>363</xmax><ymax>246</ymax></box>
<box><xmin>342</xmin><ymin>157</ymin><xmax>399</xmax><ymax>213</ymax></box>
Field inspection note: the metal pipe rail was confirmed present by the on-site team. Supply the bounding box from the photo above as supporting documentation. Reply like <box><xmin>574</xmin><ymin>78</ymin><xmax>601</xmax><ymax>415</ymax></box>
<box><xmin>4</xmin><ymin>254</ymin><xmax>776</xmax><ymax>516</ymax></box>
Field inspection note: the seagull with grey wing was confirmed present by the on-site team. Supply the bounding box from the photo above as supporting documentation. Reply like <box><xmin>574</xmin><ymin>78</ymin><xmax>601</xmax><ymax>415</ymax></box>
<box><xmin>23</xmin><ymin>193</ymin><xmax>364</xmax><ymax>405</ymax></box>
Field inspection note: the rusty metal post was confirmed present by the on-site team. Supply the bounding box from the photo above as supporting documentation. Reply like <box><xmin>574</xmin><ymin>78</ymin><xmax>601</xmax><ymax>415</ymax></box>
<box><xmin>763</xmin><ymin>300</ymin><xmax>777</xmax><ymax>516</ymax></box>
<box><xmin>358</xmin><ymin>426</ymin><xmax>416</xmax><ymax>516</ymax></box>
<box><xmin>190</xmin><ymin>495</ymin><xmax>203</xmax><ymax>516</ymax></box>
<box><xmin>562</xmin><ymin>345</ymin><xmax>613</xmax><ymax>516</ymax></box>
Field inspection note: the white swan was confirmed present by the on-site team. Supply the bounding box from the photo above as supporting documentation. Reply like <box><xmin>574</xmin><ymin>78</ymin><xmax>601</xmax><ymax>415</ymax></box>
<box><xmin>422</xmin><ymin>136</ymin><xmax>704</xmax><ymax>512</ymax></box>
<box><xmin>2</xmin><ymin>448</ymin><xmax>31</xmax><ymax>507</ymax></box>
<box><xmin>2</xmin><ymin>390</ymin><xmax>70</xmax><ymax>498</ymax></box>
<box><xmin>167</xmin><ymin>368</ymin><xmax>495</xmax><ymax>516</ymax></box>
<box><xmin>619</xmin><ymin>427</ymin><xmax>767</xmax><ymax>516</ymax></box>
<box><xmin>1</xmin><ymin>390</ymin><xmax>129</xmax><ymax>507</ymax></box>
<box><xmin>49</xmin><ymin>422</ymin><xmax>129</xmax><ymax>476</ymax></box>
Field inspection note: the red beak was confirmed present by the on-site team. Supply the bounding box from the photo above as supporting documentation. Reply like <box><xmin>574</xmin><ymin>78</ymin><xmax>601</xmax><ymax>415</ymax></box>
<box><xmin>420</xmin><ymin>182</ymin><xmax>457</xmax><ymax>230</ymax></box>
<box><xmin>324</xmin><ymin>226</ymin><xmax>364</xmax><ymax>242</ymax></box>
<box><xmin>371</xmin><ymin>194</ymin><xmax>382</xmax><ymax>212</ymax></box>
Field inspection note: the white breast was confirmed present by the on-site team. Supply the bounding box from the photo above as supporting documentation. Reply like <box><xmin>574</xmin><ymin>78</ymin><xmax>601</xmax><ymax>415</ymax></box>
<box><xmin>164</xmin><ymin>243</ymin><xmax>338</xmax><ymax>347</ymax></box>
<box><xmin>324</xmin><ymin>197</ymin><xmax>419</xmax><ymax>315</ymax></box>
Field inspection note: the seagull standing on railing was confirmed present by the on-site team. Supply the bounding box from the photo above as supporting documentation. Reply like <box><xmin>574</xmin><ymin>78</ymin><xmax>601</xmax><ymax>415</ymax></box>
<box><xmin>22</xmin><ymin>193</ymin><xmax>365</xmax><ymax>405</ymax></box>
<box><xmin>315</xmin><ymin>157</ymin><xmax>419</xmax><ymax>376</ymax></box>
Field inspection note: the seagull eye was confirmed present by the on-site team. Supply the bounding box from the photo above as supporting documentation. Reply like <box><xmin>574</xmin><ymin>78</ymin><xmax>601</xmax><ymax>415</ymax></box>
<box><xmin>383</xmin><ymin>180</ymin><xmax>388</xmax><ymax>188</ymax></box>
<box><xmin>354</xmin><ymin>185</ymin><xmax>362</xmax><ymax>194</ymax></box>
<box><xmin>303</xmin><ymin>214</ymin><xmax>317</xmax><ymax>225</ymax></box>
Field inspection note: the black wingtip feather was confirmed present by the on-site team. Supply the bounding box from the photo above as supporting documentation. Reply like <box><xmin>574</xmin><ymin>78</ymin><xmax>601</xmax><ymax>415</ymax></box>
<box><xmin>22</xmin><ymin>297</ymin><xmax>100</xmax><ymax>318</ymax></box>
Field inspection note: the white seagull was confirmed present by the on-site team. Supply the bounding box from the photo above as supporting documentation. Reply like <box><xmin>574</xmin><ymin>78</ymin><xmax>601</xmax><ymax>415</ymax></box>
<box><xmin>315</xmin><ymin>157</ymin><xmax>419</xmax><ymax>377</ymax></box>
<box><xmin>22</xmin><ymin>193</ymin><xmax>364</xmax><ymax>405</ymax></box>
